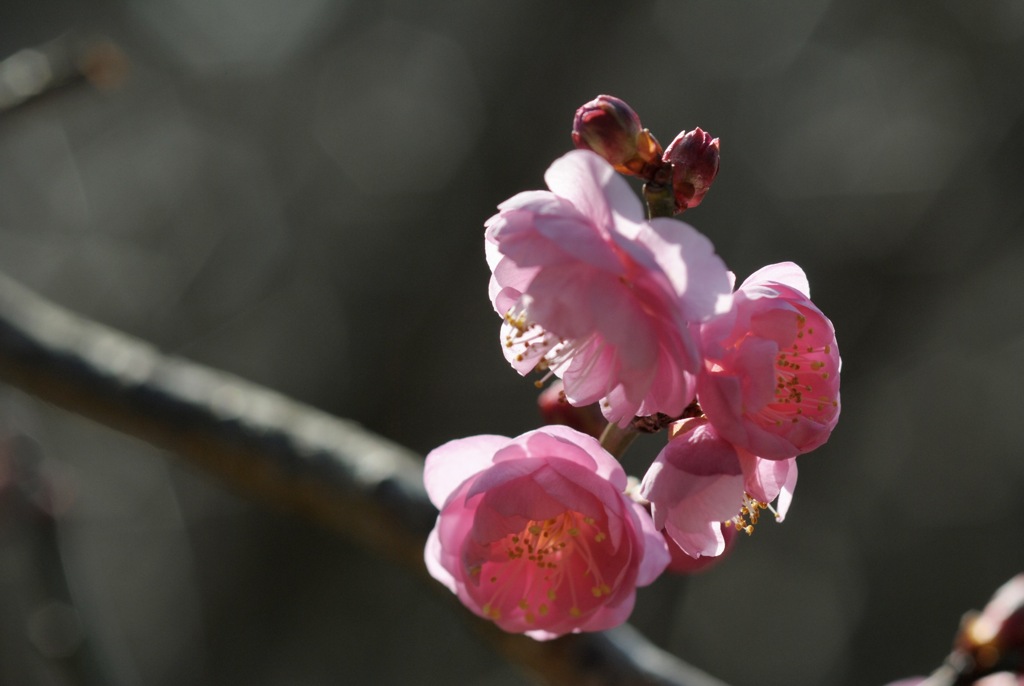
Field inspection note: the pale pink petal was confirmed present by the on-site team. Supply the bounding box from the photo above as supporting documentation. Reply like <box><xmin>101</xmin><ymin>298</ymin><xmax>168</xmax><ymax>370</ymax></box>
<box><xmin>665</xmin><ymin>520</ymin><xmax>725</xmax><ymax>558</ymax></box>
<box><xmin>493</xmin><ymin>189</ymin><xmax>557</xmax><ymax>214</ymax></box>
<box><xmin>424</xmin><ymin>528</ymin><xmax>457</xmax><ymax>593</ymax></box>
<box><xmin>423</xmin><ymin>434</ymin><xmax>509</xmax><ymax>509</ymax></box>
<box><xmin>776</xmin><ymin>463</ymin><xmax>798</xmax><ymax>521</ymax></box>
<box><xmin>641</xmin><ymin>217</ymin><xmax>733</xmax><ymax>320</ymax></box>
<box><xmin>740</xmin><ymin>453</ymin><xmax>798</xmax><ymax>505</ymax></box>
<box><xmin>544</xmin><ymin>149</ymin><xmax>645</xmax><ymax>228</ymax></box>
<box><xmin>523</xmin><ymin>628</ymin><xmax>561</xmax><ymax>641</ymax></box>
<box><xmin>499</xmin><ymin>320</ymin><xmax>554</xmax><ymax>375</ymax></box>
<box><xmin>521</xmin><ymin>424</ymin><xmax>626</xmax><ymax>490</ymax></box>
<box><xmin>741</xmin><ymin>260</ymin><xmax>810</xmax><ymax>298</ymax></box>
<box><xmin>631</xmin><ymin>502</ymin><xmax>670</xmax><ymax>586</ymax></box>
<box><xmin>660</xmin><ymin>471</ymin><xmax>744</xmax><ymax>535</ymax></box>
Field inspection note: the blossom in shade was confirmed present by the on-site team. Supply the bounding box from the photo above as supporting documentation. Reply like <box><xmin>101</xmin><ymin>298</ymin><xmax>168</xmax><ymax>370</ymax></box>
<box><xmin>486</xmin><ymin>149</ymin><xmax>732</xmax><ymax>426</ymax></box>
<box><xmin>638</xmin><ymin>418</ymin><xmax>797</xmax><ymax>559</ymax></box>
<box><xmin>424</xmin><ymin>425</ymin><xmax>670</xmax><ymax>640</ymax></box>
<box><xmin>697</xmin><ymin>262</ymin><xmax>841</xmax><ymax>460</ymax></box>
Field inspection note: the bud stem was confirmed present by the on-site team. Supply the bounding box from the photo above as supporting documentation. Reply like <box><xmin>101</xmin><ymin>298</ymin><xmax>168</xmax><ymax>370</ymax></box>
<box><xmin>643</xmin><ymin>164</ymin><xmax>676</xmax><ymax>219</ymax></box>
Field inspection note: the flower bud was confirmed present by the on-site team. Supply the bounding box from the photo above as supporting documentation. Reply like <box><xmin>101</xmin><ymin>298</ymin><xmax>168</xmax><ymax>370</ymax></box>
<box><xmin>663</xmin><ymin>127</ymin><xmax>720</xmax><ymax>212</ymax></box>
<box><xmin>572</xmin><ymin>95</ymin><xmax>663</xmax><ymax>178</ymax></box>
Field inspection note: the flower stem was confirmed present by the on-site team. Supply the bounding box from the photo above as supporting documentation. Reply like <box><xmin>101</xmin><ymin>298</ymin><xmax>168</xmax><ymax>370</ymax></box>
<box><xmin>599</xmin><ymin>422</ymin><xmax>639</xmax><ymax>460</ymax></box>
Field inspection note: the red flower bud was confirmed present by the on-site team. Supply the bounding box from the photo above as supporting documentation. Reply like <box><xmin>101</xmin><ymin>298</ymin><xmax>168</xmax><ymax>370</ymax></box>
<box><xmin>663</xmin><ymin>128</ymin><xmax>720</xmax><ymax>212</ymax></box>
<box><xmin>572</xmin><ymin>95</ymin><xmax>663</xmax><ymax>178</ymax></box>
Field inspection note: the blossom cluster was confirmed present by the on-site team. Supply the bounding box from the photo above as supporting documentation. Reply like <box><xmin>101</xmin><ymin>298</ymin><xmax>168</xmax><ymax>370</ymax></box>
<box><xmin>424</xmin><ymin>95</ymin><xmax>841</xmax><ymax>639</ymax></box>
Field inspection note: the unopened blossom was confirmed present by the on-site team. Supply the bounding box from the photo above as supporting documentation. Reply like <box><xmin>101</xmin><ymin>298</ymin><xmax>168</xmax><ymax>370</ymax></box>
<box><xmin>638</xmin><ymin>418</ymin><xmax>797</xmax><ymax>559</ymax></box>
<box><xmin>572</xmin><ymin>94</ymin><xmax>664</xmax><ymax>178</ymax></box>
<box><xmin>663</xmin><ymin>128</ymin><xmax>720</xmax><ymax>212</ymax></box>
<box><xmin>424</xmin><ymin>425</ymin><xmax>670</xmax><ymax>639</ymax></box>
<box><xmin>486</xmin><ymin>149</ymin><xmax>732</xmax><ymax>426</ymax></box>
<box><xmin>697</xmin><ymin>262</ymin><xmax>841</xmax><ymax>460</ymax></box>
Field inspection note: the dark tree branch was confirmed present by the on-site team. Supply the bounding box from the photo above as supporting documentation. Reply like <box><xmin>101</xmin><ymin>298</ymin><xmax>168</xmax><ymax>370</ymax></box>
<box><xmin>0</xmin><ymin>272</ymin><xmax>728</xmax><ymax>686</ymax></box>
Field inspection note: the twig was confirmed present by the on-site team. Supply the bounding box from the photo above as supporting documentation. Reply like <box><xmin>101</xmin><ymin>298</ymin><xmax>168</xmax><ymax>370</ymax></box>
<box><xmin>0</xmin><ymin>271</ymin><xmax>727</xmax><ymax>686</ymax></box>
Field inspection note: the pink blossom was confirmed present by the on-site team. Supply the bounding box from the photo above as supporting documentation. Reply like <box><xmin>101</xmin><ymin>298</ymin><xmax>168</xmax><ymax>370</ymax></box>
<box><xmin>638</xmin><ymin>418</ymin><xmax>797</xmax><ymax>559</ymax></box>
<box><xmin>697</xmin><ymin>262</ymin><xmax>841</xmax><ymax>460</ymax></box>
<box><xmin>486</xmin><ymin>149</ymin><xmax>732</xmax><ymax>426</ymax></box>
<box><xmin>424</xmin><ymin>425</ymin><xmax>670</xmax><ymax>639</ymax></box>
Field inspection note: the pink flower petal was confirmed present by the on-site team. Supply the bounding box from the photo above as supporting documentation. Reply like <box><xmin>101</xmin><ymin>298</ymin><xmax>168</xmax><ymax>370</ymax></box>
<box><xmin>741</xmin><ymin>260</ymin><xmax>810</xmax><ymax>298</ymax></box>
<box><xmin>631</xmin><ymin>501</ymin><xmax>671</xmax><ymax>586</ymax></box>
<box><xmin>424</xmin><ymin>434</ymin><xmax>510</xmax><ymax>509</ymax></box>
<box><xmin>544</xmin><ymin>149</ymin><xmax>645</xmax><ymax>228</ymax></box>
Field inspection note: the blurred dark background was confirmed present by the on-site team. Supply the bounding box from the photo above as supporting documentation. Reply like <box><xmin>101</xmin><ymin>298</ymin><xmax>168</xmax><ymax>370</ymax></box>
<box><xmin>1</xmin><ymin>1</ymin><xmax>1023</xmax><ymax>684</ymax></box>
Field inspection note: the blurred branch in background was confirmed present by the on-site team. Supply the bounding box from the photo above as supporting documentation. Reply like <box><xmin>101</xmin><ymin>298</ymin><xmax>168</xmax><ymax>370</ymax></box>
<box><xmin>0</xmin><ymin>271</ymin><xmax>729</xmax><ymax>686</ymax></box>
<box><xmin>0</xmin><ymin>34</ymin><xmax>128</xmax><ymax>115</ymax></box>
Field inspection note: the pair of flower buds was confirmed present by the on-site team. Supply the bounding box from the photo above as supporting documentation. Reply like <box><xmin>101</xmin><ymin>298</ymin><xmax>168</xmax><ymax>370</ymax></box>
<box><xmin>424</xmin><ymin>96</ymin><xmax>841</xmax><ymax>640</ymax></box>
<box><xmin>572</xmin><ymin>93</ymin><xmax>720</xmax><ymax>213</ymax></box>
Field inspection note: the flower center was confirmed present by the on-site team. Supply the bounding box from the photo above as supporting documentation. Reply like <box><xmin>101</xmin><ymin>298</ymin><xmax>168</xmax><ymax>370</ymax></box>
<box><xmin>762</xmin><ymin>312</ymin><xmax>838</xmax><ymax>426</ymax></box>
<box><xmin>503</xmin><ymin>308</ymin><xmax>600</xmax><ymax>388</ymax></box>
<box><xmin>470</xmin><ymin>510</ymin><xmax>615</xmax><ymax>625</ymax></box>
<box><xmin>725</xmin><ymin>493</ymin><xmax>775</xmax><ymax>535</ymax></box>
